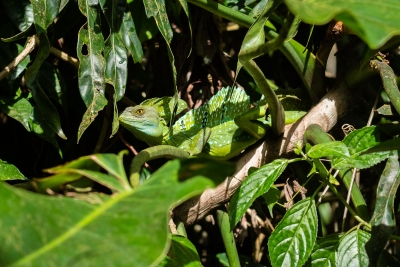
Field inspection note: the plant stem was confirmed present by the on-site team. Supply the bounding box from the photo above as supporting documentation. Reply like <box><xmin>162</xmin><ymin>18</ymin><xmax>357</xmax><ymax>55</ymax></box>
<box><xmin>216</xmin><ymin>210</ymin><xmax>241</xmax><ymax>267</ymax></box>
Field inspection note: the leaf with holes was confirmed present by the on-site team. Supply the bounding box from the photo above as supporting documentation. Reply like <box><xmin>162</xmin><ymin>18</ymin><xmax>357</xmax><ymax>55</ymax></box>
<box><xmin>332</xmin><ymin>126</ymin><xmax>390</xmax><ymax>169</ymax></box>
<box><xmin>268</xmin><ymin>197</ymin><xmax>318</xmax><ymax>267</ymax></box>
<box><xmin>284</xmin><ymin>0</ymin><xmax>400</xmax><ymax>49</ymax></box>
<box><xmin>336</xmin><ymin>229</ymin><xmax>370</xmax><ymax>267</ymax></box>
<box><xmin>307</xmin><ymin>141</ymin><xmax>350</xmax><ymax>159</ymax></box>
<box><xmin>365</xmin><ymin>150</ymin><xmax>400</xmax><ymax>265</ymax></box>
<box><xmin>229</xmin><ymin>159</ymin><xmax>289</xmax><ymax>229</ymax></box>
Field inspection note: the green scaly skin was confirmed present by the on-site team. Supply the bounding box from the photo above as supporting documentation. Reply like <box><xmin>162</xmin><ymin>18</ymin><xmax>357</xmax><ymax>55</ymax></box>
<box><xmin>119</xmin><ymin>87</ymin><xmax>269</xmax><ymax>161</ymax></box>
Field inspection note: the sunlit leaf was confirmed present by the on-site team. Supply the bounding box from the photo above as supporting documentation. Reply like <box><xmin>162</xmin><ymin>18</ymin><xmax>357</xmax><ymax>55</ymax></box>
<box><xmin>307</xmin><ymin>141</ymin><xmax>350</xmax><ymax>159</ymax></box>
<box><xmin>336</xmin><ymin>229</ymin><xmax>370</xmax><ymax>267</ymax></box>
<box><xmin>229</xmin><ymin>159</ymin><xmax>289</xmax><ymax>229</ymax></box>
<box><xmin>268</xmin><ymin>197</ymin><xmax>317</xmax><ymax>267</ymax></box>
<box><xmin>0</xmin><ymin>159</ymin><xmax>223</xmax><ymax>266</ymax></box>
<box><xmin>158</xmin><ymin>235</ymin><xmax>201</xmax><ymax>267</ymax></box>
<box><xmin>0</xmin><ymin>160</ymin><xmax>27</xmax><ymax>181</ymax></box>
<box><xmin>284</xmin><ymin>0</ymin><xmax>400</xmax><ymax>49</ymax></box>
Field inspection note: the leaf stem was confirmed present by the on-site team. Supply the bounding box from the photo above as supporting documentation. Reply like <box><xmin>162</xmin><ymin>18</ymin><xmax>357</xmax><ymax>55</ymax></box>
<box><xmin>217</xmin><ymin>210</ymin><xmax>241</xmax><ymax>267</ymax></box>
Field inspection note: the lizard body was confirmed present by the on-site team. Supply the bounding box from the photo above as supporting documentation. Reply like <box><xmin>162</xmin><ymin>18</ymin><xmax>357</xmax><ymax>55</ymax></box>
<box><xmin>119</xmin><ymin>87</ymin><xmax>269</xmax><ymax>160</ymax></box>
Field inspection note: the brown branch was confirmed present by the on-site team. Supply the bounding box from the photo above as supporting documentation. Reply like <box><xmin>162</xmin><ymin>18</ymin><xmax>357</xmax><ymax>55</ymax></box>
<box><xmin>50</xmin><ymin>46</ymin><xmax>79</xmax><ymax>69</ymax></box>
<box><xmin>0</xmin><ymin>36</ymin><xmax>36</xmax><ymax>81</ymax></box>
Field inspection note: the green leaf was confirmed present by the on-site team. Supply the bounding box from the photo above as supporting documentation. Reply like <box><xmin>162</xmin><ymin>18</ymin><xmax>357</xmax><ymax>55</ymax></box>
<box><xmin>307</xmin><ymin>141</ymin><xmax>350</xmax><ymax>158</ymax></box>
<box><xmin>2</xmin><ymin>0</ymin><xmax>34</xmax><ymax>31</ymax></box>
<box><xmin>284</xmin><ymin>0</ymin><xmax>400</xmax><ymax>49</ymax></box>
<box><xmin>268</xmin><ymin>197</ymin><xmax>318</xmax><ymax>267</ymax></box>
<box><xmin>365</xmin><ymin>150</ymin><xmax>400</xmax><ymax>265</ymax></box>
<box><xmin>376</xmin><ymin>104</ymin><xmax>393</xmax><ymax>115</ymax></box>
<box><xmin>229</xmin><ymin>159</ymin><xmax>289</xmax><ymax>229</ymax></box>
<box><xmin>307</xmin><ymin>234</ymin><xmax>340</xmax><ymax>267</ymax></box>
<box><xmin>30</xmin><ymin>106</ymin><xmax>61</xmax><ymax>149</ymax></box>
<box><xmin>262</xmin><ymin>186</ymin><xmax>280</xmax><ymax>218</ymax></box>
<box><xmin>143</xmin><ymin>0</ymin><xmax>173</xmax><ymax>43</ymax></box>
<box><xmin>0</xmin><ymin>160</ymin><xmax>27</xmax><ymax>181</ymax></box>
<box><xmin>158</xmin><ymin>235</ymin><xmax>202</xmax><ymax>267</ymax></box>
<box><xmin>336</xmin><ymin>229</ymin><xmax>370</xmax><ymax>267</ymax></box>
<box><xmin>76</xmin><ymin>0</ymin><xmax>107</xmax><ymax>141</ymax></box>
<box><xmin>0</xmin><ymin>159</ymin><xmax>221</xmax><ymax>266</ymax></box>
<box><xmin>128</xmin><ymin>0</ymin><xmax>159</xmax><ymax>43</ymax></box>
<box><xmin>361</xmin><ymin>137</ymin><xmax>400</xmax><ymax>155</ymax></box>
<box><xmin>332</xmin><ymin>126</ymin><xmax>390</xmax><ymax>169</ymax></box>
<box><xmin>0</xmin><ymin>96</ymin><xmax>33</xmax><ymax>131</ymax></box>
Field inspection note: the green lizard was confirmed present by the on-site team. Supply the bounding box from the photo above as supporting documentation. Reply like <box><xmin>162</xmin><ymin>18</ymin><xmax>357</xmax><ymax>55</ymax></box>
<box><xmin>119</xmin><ymin>87</ymin><xmax>271</xmax><ymax>161</ymax></box>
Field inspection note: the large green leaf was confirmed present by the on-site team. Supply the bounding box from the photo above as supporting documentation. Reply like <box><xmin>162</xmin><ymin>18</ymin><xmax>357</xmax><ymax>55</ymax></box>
<box><xmin>0</xmin><ymin>159</ymin><xmax>225</xmax><ymax>266</ymax></box>
<box><xmin>332</xmin><ymin>126</ymin><xmax>390</xmax><ymax>169</ymax></box>
<box><xmin>284</xmin><ymin>0</ymin><xmax>400</xmax><ymax>49</ymax></box>
<box><xmin>158</xmin><ymin>235</ymin><xmax>202</xmax><ymax>267</ymax></box>
<box><xmin>229</xmin><ymin>159</ymin><xmax>289</xmax><ymax>229</ymax></box>
<box><xmin>142</xmin><ymin>0</ymin><xmax>173</xmax><ymax>43</ymax></box>
<box><xmin>2</xmin><ymin>0</ymin><xmax>34</xmax><ymax>31</ymax></box>
<box><xmin>0</xmin><ymin>96</ymin><xmax>32</xmax><ymax>131</ymax></box>
<box><xmin>0</xmin><ymin>160</ymin><xmax>27</xmax><ymax>181</ymax></box>
<box><xmin>336</xmin><ymin>229</ymin><xmax>370</xmax><ymax>267</ymax></box>
<box><xmin>268</xmin><ymin>197</ymin><xmax>318</xmax><ymax>267</ymax></box>
<box><xmin>365</xmin><ymin>150</ymin><xmax>400</xmax><ymax>265</ymax></box>
<box><xmin>76</xmin><ymin>0</ymin><xmax>107</xmax><ymax>141</ymax></box>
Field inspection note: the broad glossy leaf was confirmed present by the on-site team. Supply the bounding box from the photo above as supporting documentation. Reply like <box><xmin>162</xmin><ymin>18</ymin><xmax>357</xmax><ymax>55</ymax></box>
<box><xmin>0</xmin><ymin>160</ymin><xmax>27</xmax><ymax>181</ymax></box>
<box><xmin>30</xmin><ymin>0</ymin><xmax>61</xmax><ymax>30</ymax></box>
<box><xmin>307</xmin><ymin>141</ymin><xmax>350</xmax><ymax>159</ymax></box>
<box><xmin>143</xmin><ymin>0</ymin><xmax>173</xmax><ymax>43</ymax></box>
<box><xmin>336</xmin><ymin>229</ymin><xmax>370</xmax><ymax>267</ymax></box>
<box><xmin>229</xmin><ymin>159</ymin><xmax>289</xmax><ymax>229</ymax></box>
<box><xmin>365</xmin><ymin>150</ymin><xmax>400</xmax><ymax>265</ymax></box>
<box><xmin>2</xmin><ymin>0</ymin><xmax>34</xmax><ymax>31</ymax></box>
<box><xmin>284</xmin><ymin>0</ymin><xmax>400</xmax><ymax>49</ymax></box>
<box><xmin>158</xmin><ymin>235</ymin><xmax>201</xmax><ymax>267</ymax></box>
<box><xmin>0</xmin><ymin>159</ymin><xmax>223</xmax><ymax>266</ymax></box>
<box><xmin>268</xmin><ymin>197</ymin><xmax>318</xmax><ymax>267</ymax></box>
<box><xmin>332</xmin><ymin>126</ymin><xmax>389</xmax><ymax>169</ymax></box>
<box><xmin>29</xmin><ymin>106</ymin><xmax>61</xmax><ymax>149</ymax></box>
<box><xmin>0</xmin><ymin>96</ymin><xmax>33</xmax><ymax>131</ymax></box>
<box><xmin>307</xmin><ymin>235</ymin><xmax>340</xmax><ymax>267</ymax></box>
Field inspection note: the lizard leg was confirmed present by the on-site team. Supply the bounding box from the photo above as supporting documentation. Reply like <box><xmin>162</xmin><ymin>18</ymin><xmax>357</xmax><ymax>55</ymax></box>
<box><xmin>234</xmin><ymin>106</ymin><xmax>269</xmax><ymax>140</ymax></box>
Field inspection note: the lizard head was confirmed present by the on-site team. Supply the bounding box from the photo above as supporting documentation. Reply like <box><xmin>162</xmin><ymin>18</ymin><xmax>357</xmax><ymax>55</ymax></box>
<box><xmin>119</xmin><ymin>105</ymin><xmax>166</xmax><ymax>146</ymax></box>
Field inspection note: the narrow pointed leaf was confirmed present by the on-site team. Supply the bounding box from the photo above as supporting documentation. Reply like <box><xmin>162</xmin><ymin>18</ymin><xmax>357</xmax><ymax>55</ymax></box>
<box><xmin>268</xmin><ymin>197</ymin><xmax>318</xmax><ymax>267</ymax></box>
<box><xmin>336</xmin><ymin>229</ymin><xmax>370</xmax><ymax>267</ymax></box>
<box><xmin>365</xmin><ymin>150</ymin><xmax>400</xmax><ymax>265</ymax></box>
<box><xmin>307</xmin><ymin>141</ymin><xmax>350</xmax><ymax>159</ymax></box>
<box><xmin>229</xmin><ymin>159</ymin><xmax>289</xmax><ymax>229</ymax></box>
<box><xmin>143</xmin><ymin>0</ymin><xmax>173</xmax><ymax>43</ymax></box>
<box><xmin>1</xmin><ymin>159</ymin><xmax>224</xmax><ymax>266</ymax></box>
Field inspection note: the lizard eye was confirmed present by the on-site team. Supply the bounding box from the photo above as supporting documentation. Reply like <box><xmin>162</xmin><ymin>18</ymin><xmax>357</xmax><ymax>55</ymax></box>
<box><xmin>135</xmin><ymin>109</ymin><xmax>143</xmax><ymax>115</ymax></box>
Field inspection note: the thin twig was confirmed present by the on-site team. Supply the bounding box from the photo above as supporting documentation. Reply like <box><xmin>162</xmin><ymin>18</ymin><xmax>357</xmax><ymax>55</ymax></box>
<box><xmin>0</xmin><ymin>36</ymin><xmax>36</xmax><ymax>81</ymax></box>
<box><xmin>50</xmin><ymin>46</ymin><xmax>79</xmax><ymax>69</ymax></box>
<box><xmin>342</xmin><ymin>168</ymin><xmax>357</xmax><ymax>231</ymax></box>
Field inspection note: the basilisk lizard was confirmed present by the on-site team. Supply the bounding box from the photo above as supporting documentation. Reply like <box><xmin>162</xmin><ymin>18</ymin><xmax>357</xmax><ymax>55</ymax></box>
<box><xmin>119</xmin><ymin>87</ymin><xmax>271</xmax><ymax>161</ymax></box>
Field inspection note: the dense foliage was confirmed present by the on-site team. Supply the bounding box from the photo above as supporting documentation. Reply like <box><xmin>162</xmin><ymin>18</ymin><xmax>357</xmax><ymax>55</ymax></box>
<box><xmin>1</xmin><ymin>0</ymin><xmax>400</xmax><ymax>266</ymax></box>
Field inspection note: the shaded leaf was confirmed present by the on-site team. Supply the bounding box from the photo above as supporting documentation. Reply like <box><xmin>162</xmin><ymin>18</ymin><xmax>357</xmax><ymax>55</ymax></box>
<box><xmin>2</xmin><ymin>0</ymin><xmax>34</xmax><ymax>31</ymax></box>
<box><xmin>307</xmin><ymin>234</ymin><xmax>340</xmax><ymax>267</ymax></box>
<box><xmin>307</xmin><ymin>141</ymin><xmax>350</xmax><ymax>159</ymax></box>
<box><xmin>365</xmin><ymin>150</ymin><xmax>400</xmax><ymax>265</ymax></box>
<box><xmin>0</xmin><ymin>160</ymin><xmax>27</xmax><ymax>181</ymax></box>
<box><xmin>143</xmin><ymin>0</ymin><xmax>173</xmax><ymax>43</ymax></box>
<box><xmin>268</xmin><ymin>197</ymin><xmax>318</xmax><ymax>267</ymax></box>
<box><xmin>0</xmin><ymin>159</ymin><xmax>221</xmax><ymax>266</ymax></box>
<box><xmin>285</xmin><ymin>0</ymin><xmax>400</xmax><ymax>49</ymax></box>
<box><xmin>262</xmin><ymin>186</ymin><xmax>280</xmax><ymax>218</ymax></box>
<box><xmin>158</xmin><ymin>235</ymin><xmax>201</xmax><ymax>267</ymax></box>
<box><xmin>336</xmin><ymin>229</ymin><xmax>370</xmax><ymax>267</ymax></box>
<box><xmin>229</xmin><ymin>159</ymin><xmax>289</xmax><ymax>229</ymax></box>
